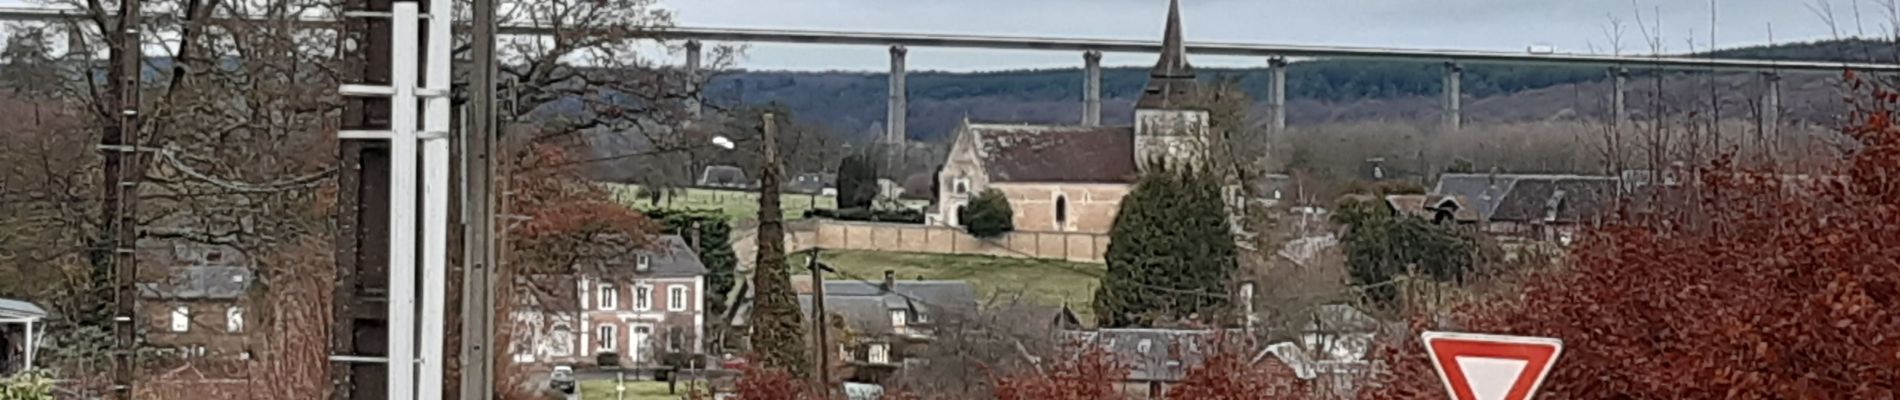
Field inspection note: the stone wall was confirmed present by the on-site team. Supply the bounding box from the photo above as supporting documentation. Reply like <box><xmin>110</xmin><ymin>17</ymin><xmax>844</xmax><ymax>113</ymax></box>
<box><xmin>787</xmin><ymin>220</ymin><xmax>1111</xmax><ymax>263</ymax></box>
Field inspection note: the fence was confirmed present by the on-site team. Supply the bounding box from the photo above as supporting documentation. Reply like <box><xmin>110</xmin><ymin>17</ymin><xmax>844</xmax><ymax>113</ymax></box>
<box><xmin>785</xmin><ymin>220</ymin><xmax>1110</xmax><ymax>263</ymax></box>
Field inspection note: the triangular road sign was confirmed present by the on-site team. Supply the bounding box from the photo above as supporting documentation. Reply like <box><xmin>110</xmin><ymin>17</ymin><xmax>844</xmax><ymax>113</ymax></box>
<box><xmin>1421</xmin><ymin>331</ymin><xmax>1564</xmax><ymax>400</ymax></box>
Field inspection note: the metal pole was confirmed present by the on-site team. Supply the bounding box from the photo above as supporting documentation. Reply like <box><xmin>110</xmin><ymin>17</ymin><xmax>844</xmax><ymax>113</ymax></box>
<box><xmin>459</xmin><ymin>0</ymin><xmax>499</xmax><ymax>393</ymax></box>
<box><xmin>807</xmin><ymin>250</ymin><xmax>830</xmax><ymax>396</ymax></box>
<box><xmin>105</xmin><ymin>0</ymin><xmax>144</xmax><ymax>397</ymax></box>
<box><xmin>1442</xmin><ymin>61</ymin><xmax>1463</xmax><ymax>132</ymax></box>
<box><xmin>419</xmin><ymin>0</ymin><xmax>454</xmax><ymax>395</ymax></box>
<box><xmin>386</xmin><ymin>5</ymin><xmax>421</xmax><ymax>399</ymax></box>
<box><xmin>1267</xmin><ymin>56</ymin><xmax>1288</xmax><ymax>132</ymax></box>
<box><xmin>1082</xmin><ymin>50</ymin><xmax>1101</xmax><ymax>126</ymax></box>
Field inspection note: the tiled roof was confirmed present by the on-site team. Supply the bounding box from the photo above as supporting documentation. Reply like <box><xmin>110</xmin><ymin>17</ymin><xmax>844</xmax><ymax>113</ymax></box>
<box><xmin>610</xmin><ymin>235</ymin><xmax>707</xmax><ymax>278</ymax></box>
<box><xmin>1384</xmin><ymin>194</ymin><xmax>1481</xmax><ymax>222</ymax></box>
<box><xmin>970</xmin><ymin>123</ymin><xmax>1137</xmax><ymax>184</ymax></box>
<box><xmin>139</xmin><ymin>266</ymin><xmax>252</xmax><ymax>300</ymax></box>
<box><xmin>1137</xmin><ymin>0</ymin><xmax>1198</xmax><ymax>110</ymax></box>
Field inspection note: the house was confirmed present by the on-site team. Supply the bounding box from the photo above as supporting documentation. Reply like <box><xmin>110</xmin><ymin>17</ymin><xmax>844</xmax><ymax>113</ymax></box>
<box><xmin>1062</xmin><ymin>328</ymin><xmax>1306</xmax><ymax>398</ymax></box>
<box><xmin>0</xmin><ymin>298</ymin><xmax>46</xmax><ymax>375</ymax></box>
<box><xmin>794</xmin><ymin>274</ymin><xmax>978</xmax><ymax>383</ymax></box>
<box><xmin>137</xmin><ymin>266</ymin><xmax>254</xmax><ymax>366</ymax></box>
<box><xmin>933</xmin><ymin>0</ymin><xmax>1214</xmax><ymax>235</ymax></box>
<box><xmin>522</xmin><ymin>235</ymin><xmax>709</xmax><ymax>369</ymax></box>
<box><xmin>1432</xmin><ymin>173</ymin><xmax>1620</xmax><ymax>243</ymax></box>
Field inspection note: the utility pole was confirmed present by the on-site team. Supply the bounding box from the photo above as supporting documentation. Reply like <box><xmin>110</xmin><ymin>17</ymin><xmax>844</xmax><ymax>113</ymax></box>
<box><xmin>104</xmin><ymin>0</ymin><xmax>143</xmax><ymax>398</ymax></box>
<box><xmin>806</xmin><ymin>249</ymin><xmax>830</xmax><ymax>396</ymax></box>
<box><xmin>331</xmin><ymin>0</ymin><xmax>393</xmax><ymax>397</ymax></box>
<box><xmin>459</xmin><ymin>0</ymin><xmax>499</xmax><ymax>395</ymax></box>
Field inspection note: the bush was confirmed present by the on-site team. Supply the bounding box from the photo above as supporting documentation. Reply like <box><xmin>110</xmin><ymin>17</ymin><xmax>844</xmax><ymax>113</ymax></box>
<box><xmin>959</xmin><ymin>189</ymin><xmax>1013</xmax><ymax>238</ymax></box>
<box><xmin>804</xmin><ymin>207</ymin><xmax>926</xmax><ymax>224</ymax></box>
<box><xmin>836</xmin><ymin>153</ymin><xmax>880</xmax><ymax>209</ymax></box>
<box><xmin>0</xmin><ymin>369</ymin><xmax>53</xmax><ymax>400</ymax></box>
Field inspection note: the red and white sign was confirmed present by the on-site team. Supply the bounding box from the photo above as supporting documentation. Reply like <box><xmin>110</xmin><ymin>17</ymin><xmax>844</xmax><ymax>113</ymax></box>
<box><xmin>1421</xmin><ymin>331</ymin><xmax>1564</xmax><ymax>400</ymax></box>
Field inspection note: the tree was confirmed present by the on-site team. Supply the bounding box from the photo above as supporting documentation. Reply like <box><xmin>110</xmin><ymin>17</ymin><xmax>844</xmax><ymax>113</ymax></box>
<box><xmin>835</xmin><ymin>152</ymin><xmax>880</xmax><ymax>209</ymax></box>
<box><xmin>959</xmin><ymin>189</ymin><xmax>1014</xmax><ymax>238</ymax></box>
<box><xmin>643</xmin><ymin>209</ymin><xmax>738</xmax><ymax>323</ymax></box>
<box><xmin>1362</xmin><ymin>74</ymin><xmax>1900</xmax><ymax>399</ymax></box>
<box><xmin>1094</xmin><ymin>164</ymin><xmax>1237</xmax><ymax>327</ymax></box>
<box><xmin>1331</xmin><ymin>199</ymin><xmax>1475</xmax><ymax>309</ymax></box>
<box><xmin>749</xmin><ymin>114</ymin><xmax>809</xmax><ymax>378</ymax></box>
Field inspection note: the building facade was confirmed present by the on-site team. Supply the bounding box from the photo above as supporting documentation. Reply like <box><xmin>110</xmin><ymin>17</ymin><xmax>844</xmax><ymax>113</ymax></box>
<box><xmin>933</xmin><ymin>0</ymin><xmax>1209</xmax><ymax>235</ymax></box>
<box><xmin>518</xmin><ymin>235</ymin><xmax>709</xmax><ymax>369</ymax></box>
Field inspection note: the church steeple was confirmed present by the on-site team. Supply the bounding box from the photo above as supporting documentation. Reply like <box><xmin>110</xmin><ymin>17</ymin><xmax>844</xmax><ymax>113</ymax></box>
<box><xmin>1138</xmin><ymin>0</ymin><xmax>1196</xmax><ymax>110</ymax></box>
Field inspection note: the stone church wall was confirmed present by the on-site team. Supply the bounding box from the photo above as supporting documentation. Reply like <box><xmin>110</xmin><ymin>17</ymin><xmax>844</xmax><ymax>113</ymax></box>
<box><xmin>993</xmin><ymin>183</ymin><xmax>1129</xmax><ymax>235</ymax></box>
<box><xmin>786</xmin><ymin>219</ymin><xmax>1111</xmax><ymax>263</ymax></box>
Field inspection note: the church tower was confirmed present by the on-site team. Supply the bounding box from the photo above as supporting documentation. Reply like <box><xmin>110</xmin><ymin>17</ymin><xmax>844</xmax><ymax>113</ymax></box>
<box><xmin>1133</xmin><ymin>0</ymin><xmax>1212</xmax><ymax>172</ymax></box>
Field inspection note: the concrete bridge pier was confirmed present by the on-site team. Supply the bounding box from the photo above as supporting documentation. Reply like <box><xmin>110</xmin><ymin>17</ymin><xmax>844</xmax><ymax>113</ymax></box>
<box><xmin>1083</xmin><ymin>50</ymin><xmax>1102</xmax><ymax>126</ymax></box>
<box><xmin>1267</xmin><ymin>56</ymin><xmax>1288</xmax><ymax>132</ymax></box>
<box><xmin>1762</xmin><ymin>71</ymin><xmax>1782</xmax><ymax>152</ymax></box>
<box><xmin>685</xmin><ymin>39</ymin><xmax>703</xmax><ymax>119</ymax></box>
<box><xmin>1610</xmin><ymin>66</ymin><xmax>1628</xmax><ymax>127</ymax></box>
<box><xmin>1442</xmin><ymin>61</ymin><xmax>1463</xmax><ymax>132</ymax></box>
<box><xmin>888</xmin><ymin>45</ymin><xmax>908</xmax><ymax>145</ymax></box>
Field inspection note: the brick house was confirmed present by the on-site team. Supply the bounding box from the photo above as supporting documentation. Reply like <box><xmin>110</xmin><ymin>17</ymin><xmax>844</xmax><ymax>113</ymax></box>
<box><xmin>519</xmin><ymin>235</ymin><xmax>708</xmax><ymax>369</ymax></box>
<box><xmin>138</xmin><ymin>265</ymin><xmax>253</xmax><ymax>371</ymax></box>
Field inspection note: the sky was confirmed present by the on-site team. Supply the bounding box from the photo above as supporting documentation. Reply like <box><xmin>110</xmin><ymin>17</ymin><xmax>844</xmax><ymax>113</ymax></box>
<box><xmin>658</xmin><ymin>0</ymin><xmax>1898</xmax><ymax>72</ymax></box>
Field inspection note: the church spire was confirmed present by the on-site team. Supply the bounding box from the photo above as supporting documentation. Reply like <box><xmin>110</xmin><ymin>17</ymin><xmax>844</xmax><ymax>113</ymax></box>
<box><xmin>1138</xmin><ymin>0</ymin><xmax>1197</xmax><ymax>109</ymax></box>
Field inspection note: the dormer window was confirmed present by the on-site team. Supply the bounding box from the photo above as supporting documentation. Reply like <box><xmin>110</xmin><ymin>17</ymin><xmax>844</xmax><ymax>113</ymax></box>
<box><xmin>891</xmin><ymin>310</ymin><xmax>908</xmax><ymax>333</ymax></box>
<box><xmin>636</xmin><ymin>254</ymin><xmax>651</xmax><ymax>272</ymax></box>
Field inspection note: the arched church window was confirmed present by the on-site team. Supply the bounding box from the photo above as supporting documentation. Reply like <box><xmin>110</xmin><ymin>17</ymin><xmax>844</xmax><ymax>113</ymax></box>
<box><xmin>1054</xmin><ymin>195</ymin><xmax>1069</xmax><ymax>229</ymax></box>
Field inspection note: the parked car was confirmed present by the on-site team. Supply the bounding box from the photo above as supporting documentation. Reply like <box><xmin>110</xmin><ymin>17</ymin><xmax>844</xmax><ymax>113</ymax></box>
<box><xmin>549</xmin><ymin>365</ymin><xmax>576</xmax><ymax>394</ymax></box>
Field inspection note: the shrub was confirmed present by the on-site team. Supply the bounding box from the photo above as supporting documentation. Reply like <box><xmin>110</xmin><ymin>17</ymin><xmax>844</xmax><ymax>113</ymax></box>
<box><xmin>959</xmin><ymin>189</ymin><xmax>1013</xmax><ymax>238</ymax></box>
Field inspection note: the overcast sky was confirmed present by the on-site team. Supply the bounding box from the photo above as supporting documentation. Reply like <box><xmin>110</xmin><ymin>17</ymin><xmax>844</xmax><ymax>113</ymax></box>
<box><xmin>658</xmin><ymin>0</ymin><xmax>1893</xmax><ymax>72</ymax></box>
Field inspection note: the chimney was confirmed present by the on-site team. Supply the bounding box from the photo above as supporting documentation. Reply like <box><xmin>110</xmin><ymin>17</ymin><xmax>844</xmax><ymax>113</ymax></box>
<box><xmin>883</xmin><ymin>270</ymin><xmax>895</xmax><ymax>292</ymax></box>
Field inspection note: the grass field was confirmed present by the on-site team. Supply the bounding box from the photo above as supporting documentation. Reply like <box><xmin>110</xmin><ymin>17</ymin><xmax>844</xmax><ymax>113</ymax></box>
<box><xmin>607</xmin><ymin>184</ymin><xmax>835</xmax><ymax>222</ymax></box>
<box><xmin>791</xmin><ymin>250</ymin><xmax>1107</xmax><ymax>322</ymax></box>
<box><xmin>579</xmin><ymin>380</ymin><xmax>705</xmax><ymax>400</ymax></box>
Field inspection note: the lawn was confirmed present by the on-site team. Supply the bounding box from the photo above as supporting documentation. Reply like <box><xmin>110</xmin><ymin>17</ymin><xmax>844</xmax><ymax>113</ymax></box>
<box><xmin>791</xmin><ymin>250</ymin><xmax>1107</xmax><ymax>322</ymax></box>
<box><xmin>578</xmin><ymin>380</ymin><xmax>705</xmax><ymax>400</ymax></box>
<box><xmin>607</xmin><ymin>184</ymin><xmax>834</xmax><ymax>222</ymax></box>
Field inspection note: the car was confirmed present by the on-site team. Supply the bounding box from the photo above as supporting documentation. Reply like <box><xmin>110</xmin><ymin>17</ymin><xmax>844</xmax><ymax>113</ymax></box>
<box><xmin>549</xmin><ymin>365</ymin><xmax>576</xmax><ymax>394</ymax></box>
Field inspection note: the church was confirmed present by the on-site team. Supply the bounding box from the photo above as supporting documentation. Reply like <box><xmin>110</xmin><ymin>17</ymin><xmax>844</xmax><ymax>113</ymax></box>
<box><xmin>932</xmin><ymin>0</ymin><xmax>1212</xmax><ymax>235</ymax></box>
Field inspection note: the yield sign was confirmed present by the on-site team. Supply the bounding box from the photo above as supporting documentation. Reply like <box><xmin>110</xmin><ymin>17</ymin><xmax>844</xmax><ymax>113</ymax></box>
<box><xmin>1421</xmin><ymin>331</ymin><xmax>1563</xmax><ymax>400</ymax></box>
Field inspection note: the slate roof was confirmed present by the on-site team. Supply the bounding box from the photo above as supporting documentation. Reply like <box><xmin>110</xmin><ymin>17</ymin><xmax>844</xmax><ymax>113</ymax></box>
<box><xmin>1488</xmin><ymin>177</ymin><xmax>1620</xmax><ymax>223</ymax></box>
<box><xmin>1137</xmin><ymin>0</ymin><xmax>1198</xmax><ymax>110</ymax></box>
<box><xmin>968</xmin><ymin>123</ymin><xmax>1137</xmax><ymax>184</ymax></box>
<box><xmin>608</xmin><ymin>235</ymin><xmax>707</xmax><ymax>278</ymax></box>
<box><xmin>1433</xmin><ymin>174</ymin><xmax>1620</xmax><ymax>223</ymax></box>
<box><xmin>1065</xmin><ymin>328</ymin><xmax>1212</xmax><ymax>382</ymax></box>
<box><xmin>1384</xmin><ymin>194</ymin><xmax>1480</xmax><ymax>222</ymax></box>
<box><xmin>798</xmin><ymin>295</ymin><xmax>893</xmax><ymax>335</ymax></box>
<box><xmin>138</xmin><ymin>266</ymin><xmax>252</xmax><ymax>300</ymax></box>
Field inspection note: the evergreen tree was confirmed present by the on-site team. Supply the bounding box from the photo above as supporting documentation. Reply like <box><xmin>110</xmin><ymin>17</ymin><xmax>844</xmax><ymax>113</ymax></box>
<box><xmin>1093</xmin><ymin>164</ymin><xmax>1237</xmax><ymax>327</ymax></box>
<box><xmin>959</xmin><ymin>188</ymin><xmax>1013</xmax><ymax>238</ymax></box>
<box><xmin>644</xmin><ymin>209</ymin><xmax>737</xmax><ymax>322</ymax></box>
<box><xmin>835</xmin><ymin>152</ymin><xmax>880</xmax><ymax>209</ymax></box>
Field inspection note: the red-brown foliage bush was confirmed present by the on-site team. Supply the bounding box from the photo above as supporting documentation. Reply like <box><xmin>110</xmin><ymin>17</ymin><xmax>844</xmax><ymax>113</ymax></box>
<box><xmin>992</xmin><ymin>345</ymin><xmax>1131</xmax><ymax>400</ymax></box>
<box><xmin>1363</xmin><ymin>74</ymin><xmax>1900</xmax><ymax>398</ymax></box>
<box><xmin>1167</xmin><ymin>334</ymin><xmax>1310</xmax><ymax>400</ymax></box>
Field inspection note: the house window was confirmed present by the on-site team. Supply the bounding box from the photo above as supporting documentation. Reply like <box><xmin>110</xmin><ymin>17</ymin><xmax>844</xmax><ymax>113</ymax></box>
<box><xmin>868</xmin><ymin>343</ymin><xmax>890</xmax><ymax>364</ymax></box>
<box><xmin>636</xmin><ymin>254</ymin><xmax>651</xmax><ymax>271</ymax></box>
<box><xmin>668</xmin><ymin>286</ymin><xmax>688</xmax><ymax>311</ymax></box>
<box><xmin>891</xmin><ymin>310</ymin><xmax>908</xmax><ymax>333</ymax></box>
<box><xmin>597</xmin><ymin>284</ymin><xmax>618</xmax><ymax>310</ymax></box>
<box><xmin>170</xmin><ymin>306</ymin><xmax>190</xmax><ymax>332</ymax></box>
<box><xmin>596</xmin><ymin>324</ymin><xmax>618</xmax><ymax>353</ymax></box>
<box><xmin>226</xmin><ymin>307</ymin><xmax>244</xmax><ymax>333</ymax></box>
<box><xmin>1137</xmin><ymin>339</ymin><xmax>1152</xmax><ymax>353</ymax></box>
<box><xmin>1054</xmin><ymin>195</ymin><xmax>1069</xmax><ymax>229</ymax></box>
<box><xmin>635</xmin><ymin>285</ymin><xmax>652</xmax><ymax>311</ymax></box>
